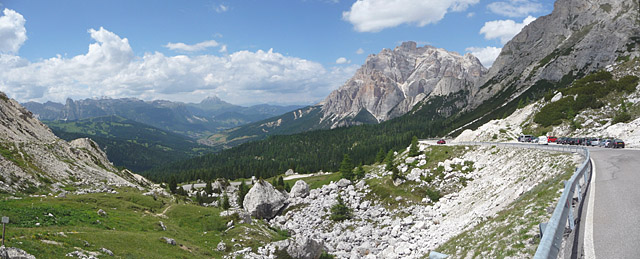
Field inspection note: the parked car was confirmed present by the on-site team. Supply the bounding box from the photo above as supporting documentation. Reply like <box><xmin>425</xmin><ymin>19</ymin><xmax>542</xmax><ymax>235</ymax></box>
<box><xmin>604</xmin><ymin>139</ymin><xmax>614</xmax><ymax>148</ymax></box>
<box><xmin>548</xmin><ymin>136</ymin><xmax>558</xmax><ymax>143</ymax></box>
<box><xmin>613</xmin><ymin>139</ymin><xmax>625</xmax><ymax>148</ymax></box>
<box><xmin>532</xmin><ymin>137</ymin><xmax>539</xmax><ymax>143</ymax></box>
<box><xmin>590</xmin><ymin>138</ymin><xmax>600</xmax><ymax>146</ymax></box>
<box><xmin>538</xmin><ymin>136</ymin><xmax>549</xmax><ymax>145</ymax></box>
<box><xmin>437</xmin><ymin>139</ymin><xmax>446</xmax><ymax>145</ymax></box>
<box><xmin>518</xmin><ymin>135</ymin><xmax>534</xmax><ymax>142</ymax></box>
<box><xmin>598</xmin><ymin>139</ymin><xmax>609</xmax><ymax>147</ymax></box>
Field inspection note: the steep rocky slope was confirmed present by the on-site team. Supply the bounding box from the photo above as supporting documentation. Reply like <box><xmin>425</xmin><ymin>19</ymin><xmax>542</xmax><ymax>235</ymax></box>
<box><xmin>471</xmin><ymin>0</ymin><xmax>639</xmax><ymax>109</ymax></box>
<box><xmin>322</xmin><ymin>41</ymin><xmax>487</xmax><ymax>128</ymax></box>
<box><xmin>0</xmin><ymin>92</ymin><xmax>145</xmax><ymax>193</ymax></box>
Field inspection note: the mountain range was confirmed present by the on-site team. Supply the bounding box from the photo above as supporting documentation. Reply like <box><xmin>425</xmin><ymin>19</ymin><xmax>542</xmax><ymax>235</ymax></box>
<box><xmin>207</xmin><ymin>42</ymin><xmax>487</xmax><ymax>148</ymax></box>
<box><xmin>23</xmin><ymin>96</ymin><xmax>303</xmax><ymax>140</ymax></box>
<box><xmin>148</xmin><ymin>0</ymin><xmax>639</xmax><ymax>182</ymax></box>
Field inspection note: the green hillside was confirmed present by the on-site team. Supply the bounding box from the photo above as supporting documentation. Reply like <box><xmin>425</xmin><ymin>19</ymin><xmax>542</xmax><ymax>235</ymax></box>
<box><xmin>45</xmin><ymin>116</ymin><xmax>217</xmax><ymax>172</ymax></box>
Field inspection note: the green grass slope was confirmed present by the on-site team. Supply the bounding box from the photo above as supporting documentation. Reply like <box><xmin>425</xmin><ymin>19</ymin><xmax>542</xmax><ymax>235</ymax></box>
<box><xmin>0</xmin><ymin>188</ymin><xmax>287</xmax><ymax>258</ymax></box>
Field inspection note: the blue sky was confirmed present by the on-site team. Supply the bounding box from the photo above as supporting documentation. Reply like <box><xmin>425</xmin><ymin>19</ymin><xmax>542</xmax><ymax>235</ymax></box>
<box><xmin>0</xmin><ymin>0</ymin><xmax>554</xmax><ymax>105</ymax></box>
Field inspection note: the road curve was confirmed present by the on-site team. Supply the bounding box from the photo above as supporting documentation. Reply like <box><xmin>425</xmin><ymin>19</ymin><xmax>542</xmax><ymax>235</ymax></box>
<box><xmin>588</xmin><ymin>148</ymin><xmax>640</xmax><ymax>258</ymax></box>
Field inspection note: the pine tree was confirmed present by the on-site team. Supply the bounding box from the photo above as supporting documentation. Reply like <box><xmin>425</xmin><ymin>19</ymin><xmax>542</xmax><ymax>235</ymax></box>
<box><xmin>384</xmin><ymin>150</ymin><xmax>395</xmax><ymax>171</ymax></box>
<box><xmin>409</xmin><ymin>136</ymin><xmax>419</xmax><ymax>157</ymax></box>
<box><xmin>168</xmin><ymin>176</ymin><xmax>178</xmax><ymax>194</ymax></box>
<box><xmin>204</xmin><ymin>180</ymin><xmax>213</xmax><ymax>194</ymax></box>
<box><xmin>355</xmin><ymin>166</ymin><xmax>365</xmax><ymax>180</ymax></box>
<box><xmin>330</xmin><ymin>195</ymin><xmax>352</xmax><ymax>221</ymax></box>
<box><xmin>222</xmin><ymin>193</ymin><xmax>230</xmax><ymax>210</ymax></box>
<box><xmin>278</xmin><ymin>176</ymin><xmax>285</xmax><ymax>190</ymax></box>
<box><xmin>339</xmin><ymin>154</ymin><xmax>354</xmax><ymax>180</ymax></box>
<box><xmin>285</xmin><ymin>182</ymin><xmax>291</xmax><ymax>192</ymax></box>
<box><xmin>237</xmin><ymin>180</ymin><xmax>248</xmax><ymax>208</ymax></box>
<box><xmin>375</xmin><ymin>148</ymin><xmax>385</xmax><ymax>163</ymax></box>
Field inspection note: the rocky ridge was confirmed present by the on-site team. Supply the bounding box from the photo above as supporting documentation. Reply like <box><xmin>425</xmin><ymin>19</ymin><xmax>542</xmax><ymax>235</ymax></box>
<box><xmin>471</xmin><ymin>0</ymin><xmax>640</xmax><ymax>109</ymax></box>
<box><xmin>0</xmin><ymin>92</ymin><xmax>146</xmax><ymax>192</ymax></box>
<box><xmin>321</xmin><ymin>41</ymin><xmax>487</xmax><ymax>128</ymax></box>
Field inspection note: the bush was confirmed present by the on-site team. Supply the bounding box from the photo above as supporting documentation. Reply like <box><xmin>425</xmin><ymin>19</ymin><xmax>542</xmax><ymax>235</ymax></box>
<box><xmin>319</xmin><ymin>252</ymin><xmax>335</xmax><ymax>259</ymax></box>
<box><xmin>613</xmin><ymin>112</ymin><xmax>632</xmax><ymax>124</ymax></box>
<box><xmin>425</xmin><ymin>188</ymin><xmax>442</xmax><ymax>202</ymax></box>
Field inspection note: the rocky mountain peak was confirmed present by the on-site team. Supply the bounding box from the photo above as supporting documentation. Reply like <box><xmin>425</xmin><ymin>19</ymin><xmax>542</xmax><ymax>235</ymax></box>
<box><xmin>321</xmin><ymin>41</ymin><xmax>487</xmax><ymax>128</ymax></box>
<box><xmin>471</xmin><ymin>0</ymin><xmax>640</xmax><ymax>108</ymax></box>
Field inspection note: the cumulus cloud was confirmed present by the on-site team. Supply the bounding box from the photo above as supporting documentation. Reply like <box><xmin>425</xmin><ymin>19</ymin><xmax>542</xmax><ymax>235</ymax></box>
<box><xmin>465</xmin><ymin>46</ymin><xmax>502</xmax><ymax>67</ymax></box>
<box><xmin>356</xmin><ymin>48</ymin><xmax>364</xmax><ymax>54</ymax></box>
<box><xmin>165</xmin><ymin>40</ymin><xmax>219</xmax><ymax>52</ymax></box>
<box><xmin>0</xmin><ymin>27</ymin><xmax>357</xmax><ymax>105</ymax></box>
<box><xmin>343</xmin><ymin>0</ymin><xmax>479</xmax><ymax>32</ymax></box>
<box><xmin>0</xmin><ymin>9</ymin><xmax>27</xmax><ymax>54</ymax></box>
<box><xmin>336</xmin><ymin>57</ymin><xmax>350</xmax><ymax>64</ymax></box>
<box><xmin>487</xmin><ymin>0</ymin><xmax>543</xmax><ymax>18</ymax></box>
<box><xmin>480</xmin><ymin>16</ymin><xmax>535</xmax><ymax>44</ymax></box>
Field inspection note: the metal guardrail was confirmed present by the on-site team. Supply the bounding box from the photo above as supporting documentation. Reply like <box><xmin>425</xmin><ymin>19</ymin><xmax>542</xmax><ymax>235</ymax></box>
<box><xmin>455</xmin><ymin>141</ymin><xmax>591</xmax><ymax>259</ymax></box>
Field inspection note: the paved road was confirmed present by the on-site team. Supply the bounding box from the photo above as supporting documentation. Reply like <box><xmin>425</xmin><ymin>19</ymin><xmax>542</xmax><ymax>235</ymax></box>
<box><xmin>586</xmin><ymin>148</ymin><xmax>640</xmax><ymax>258</ymax></box>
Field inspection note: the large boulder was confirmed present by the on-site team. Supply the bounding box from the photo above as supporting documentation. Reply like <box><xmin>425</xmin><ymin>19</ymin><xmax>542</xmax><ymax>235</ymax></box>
<box><xmin>243</xmin><ymin>180</ymin><xmax>288</xmax><ymax>219</ymax></box>
<box><xmin>285</xmin><ymin>169</ymin><xmax>295</xmax><ymax>176</ymax></box>
<box><xmin>286</xmin><ymin>236</ymin><xmax>324</xmax><ymax>259</ymax></box>
<box><xmin>290</xmin><ymin>180</ymin><xmax>309</xmax><ymax>198</ymax></box>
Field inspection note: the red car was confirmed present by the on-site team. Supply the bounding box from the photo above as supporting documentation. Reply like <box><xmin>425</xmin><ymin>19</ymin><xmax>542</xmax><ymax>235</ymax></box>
<box><xmin>437</xmin><ymin>139</ymin><xmax>446</xmax><ymax>145</ymax></box>
<box><xmin>547</xmin><ymin>136</ymin><xmax>558</xmax><ymax>142</ymax></box>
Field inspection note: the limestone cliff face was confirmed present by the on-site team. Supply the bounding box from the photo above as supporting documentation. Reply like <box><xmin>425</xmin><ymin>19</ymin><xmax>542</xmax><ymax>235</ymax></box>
<box><xmin>321</xmin><ymin>41</ymin><xmax>487</xmax><ymax>128</ymax></box>
<box><xmin>471</xmin><ymin>0</ymin><xmax>640</xmax><ymax>108</ymax></box>
<box><xmin>0</xmin><ymin>92</ymin><xmax>145</xmax><ymax>193</ymax></box>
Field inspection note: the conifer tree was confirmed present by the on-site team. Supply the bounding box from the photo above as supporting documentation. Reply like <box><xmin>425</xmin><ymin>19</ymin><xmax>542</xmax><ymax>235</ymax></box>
<box><xmin>222</xmin><ymin>193</ymin><xmax>230</xmax><ymax>210</ymax></box>
<box><xmin>339</xmin><ymin>154</ymin><xmax>354</xmax><ymax>180</ymax></box>
<box><xmin>168</xmin><ymin>176</ymin><xmax>178</xmax><ymax>194</ymax></box>
<box><xmin>409</xmin><ymin>136</ymin><xmax>419</xmax><ymax>157</ymax></box>
<box><xmin>375</xmin><ymin>148</ymin><xmax>385</xmax><ymax>163</ymax></box>
<box><xmin>384</xmin><ymin>150</ymin><xmax>395</xmax><ymax>171</ymax></box>
<box><xmin>204</xmin><ymin>180</ymin><xmax>213</xmax><ymax>194</ymax></box>
<box><xmin>330</xmin><ymin>195</ymin><xmax>352</xmax><ymax>221</ymax></box>
<box><xmin>237</xmin><ymin>180</ymin><xmax>248</xmax><ymax>208</ymax></box>
<box><xmin>355</xmin><ymin>165</ymin><xmax>365</xmax><ymax>180</ymax></box>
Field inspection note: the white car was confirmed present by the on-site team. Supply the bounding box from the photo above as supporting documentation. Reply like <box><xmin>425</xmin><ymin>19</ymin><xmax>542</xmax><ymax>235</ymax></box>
<box><xmin>537</xmin><ymin>136</ymin><xmax>548</xmax><ymax>145</ymax></box>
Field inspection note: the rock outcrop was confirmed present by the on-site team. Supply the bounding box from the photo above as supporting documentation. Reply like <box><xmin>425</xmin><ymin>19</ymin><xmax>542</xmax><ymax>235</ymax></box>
<box><xmin>243</xmin><ymin>180</ymin><xmax>288</xmax><ymax>219</ymax></box>
<box><xmin>471</xmin><ymin>0</ymin><xmax>640</xmax><ymax>109</ymax></box>
<box><xmin>0</xmin><ymin>246</ymin><xmax>36</xmax><ymax>259</ymax></box>
<box><xmin>321</xmin><ymin>41</ymin><xmax>487</xmax><ymax>128</ymax></box>
<box><xmin>0</xmin><ymin>92</ymin><xmax>144</xmax><ymax>192</ymax></box>
<box><xmin>286</xmin><ymin>236</ymin><xmax>324</xmax><ymax>259</ymax></box>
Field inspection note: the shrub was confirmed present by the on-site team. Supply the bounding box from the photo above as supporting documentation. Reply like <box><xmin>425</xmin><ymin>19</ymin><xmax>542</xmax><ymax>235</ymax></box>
<box><xmin>319</xmin><ymin>252</ymin><xmax>335</xmax><ymax>259</ymax></box>
<box><xmin>613</xmin><ymin>112</ymin><xmax>632</xmax><ymax>124</ymax></box>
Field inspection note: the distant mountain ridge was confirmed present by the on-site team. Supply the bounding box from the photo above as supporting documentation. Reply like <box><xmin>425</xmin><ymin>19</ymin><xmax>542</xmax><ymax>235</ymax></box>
<box><xmin>23</xmin><ymin>97</ymin><xmax>303</xmax><ymax>139</ymax></box>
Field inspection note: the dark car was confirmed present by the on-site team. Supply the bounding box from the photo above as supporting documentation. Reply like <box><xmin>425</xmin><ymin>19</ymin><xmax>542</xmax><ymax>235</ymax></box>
<box><xmin>437</xmin><ymin>139</ymin><xmax>446</xmax><ymax>145</ymax></box>
<box><xmin>613</xmin><ymin>139</ymin><xmax>625</xmax><ymax>148</ymax></box>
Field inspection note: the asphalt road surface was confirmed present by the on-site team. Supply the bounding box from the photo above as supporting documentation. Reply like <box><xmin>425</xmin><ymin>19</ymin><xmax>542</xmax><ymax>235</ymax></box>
<box><xmin>586</xmin><ymin>147</ymin><xmax>640</xmax><ymax>258</ymax></box>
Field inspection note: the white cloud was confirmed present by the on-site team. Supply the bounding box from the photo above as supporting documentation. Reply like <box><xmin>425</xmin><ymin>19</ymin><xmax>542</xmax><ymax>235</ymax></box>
<box><xmin>215</xmin><ymin>4</ymin><xmax>229</xmax><ymax>13</ymax></box>
<box><xmin>219</xmin><ymin>44</ymin><xmax>227</xmax><ymax>53</ymax></box>
<box><xmin>479</xmin><ymin>16</ymin><xmax>536</xmax><ymax>44</ymax></box>
<box><xmin>356</xmin><ymin>48</ymin><xmax>364</xmax><ymax>54</ymax></box>
<box><xmin>0</xmin><ymin>9</ymin><xmax>27</xmax><ymax>54</ymax></box>
<box><xmin>466</xmin><ymin>12</ymin><xmax>475</xmax><ymax>18</ymax></box>
<box><xmin>465</xmin><ymin>46</ymin><xmax>502</xmax><ymax>67</ymax></box>
<box><xmin>164</xmin><ymin>40</ymin><xmax>219</xmax><ymax>52</ymax></box>
<box><xmin>342</xmin><ymin>0</ymin><xmax>479</xmax><ymax>32</ymax></box>
<box><xmin>487</xmin><ymin>0</ymin><xmax>543</xmax><ymax>18</ymax></box>
<box><xmin>0</xmin><ymin>27</ymin><xmax>357</xmax><ymax>105</ymax></box>
<box><xmin>336</xmin><ymin>57</ymin><xmax>350</xmax><ymax>64</ymax></box>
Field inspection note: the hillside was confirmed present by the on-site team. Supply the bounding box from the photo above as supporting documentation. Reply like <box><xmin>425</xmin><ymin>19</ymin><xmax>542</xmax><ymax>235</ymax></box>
<box><xmin>45</xmin><ymin>116</ymin><xmax>216</xmax><ymax>172</ymax></box>
<box><xmin>0</xmin><ymin>92</ymin><xmax>145</xmax><ymax>193</ymax></box>
<box><xmin>23</xmin><ymin>97</ymin><xmax>302</xmax><ymax>140</ymax></box>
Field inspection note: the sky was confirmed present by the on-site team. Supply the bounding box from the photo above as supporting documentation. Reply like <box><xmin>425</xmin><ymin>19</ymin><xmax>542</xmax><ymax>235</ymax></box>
<box><xmin>0</xmin><ymin>0</ymin><xmax>554</xmax><ymax>106</ymax></box>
